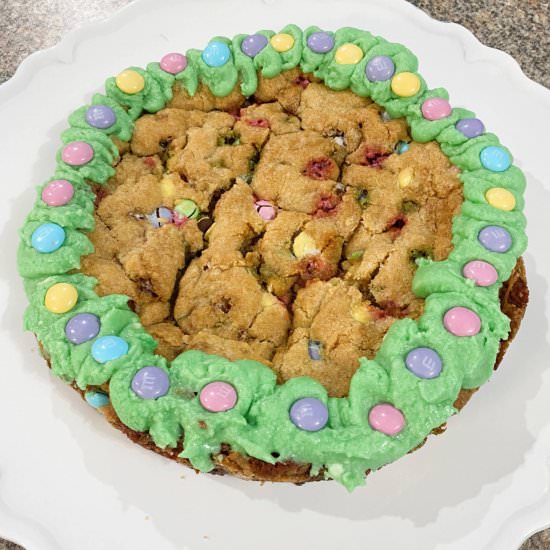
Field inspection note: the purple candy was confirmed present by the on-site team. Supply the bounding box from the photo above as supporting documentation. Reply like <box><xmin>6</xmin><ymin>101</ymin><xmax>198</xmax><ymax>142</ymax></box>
<box><xmin>241</xmin><ymin>34</ymin><xmax>268</xmax><ymax>57</ymax></box>
<box><xmin>290</xmin><ymin>397</ymin><xmax>328</xmax><ymax>432</ymax></box>
<box><xmin>308</xmin><ymin>340</ymin><xmax>322</xmax><ymax>361</ymax></box>
<box><xmin>456</xmin><ymin>118</ymin><xmax>485</xmax><ymax>139</ymax></box>
<box><xmin>478</xmin><ymin>225</ymin><xmax>512</xmax><ymax>253</ymax></box>
<box><xmin>85</xmin><ymin>105</ymin><xmax>116</xmax><ymax>129</ymax></box>
<box><xmin>365</xmin><ymin>55</ymin><xmax>395</xmax><ymax>82</ymax></box>
<box><xmin>131</xmin><ymin>366</ymin><xmax>170</xmax><ymax>400</ymax></box>
<box><xmin>405</xmin><ymin>347</ymin><xmax>442</xmax><ymax>379</ymax></box>
<box><xmin>65</xmin><ymin>313</ymin><xmax>101</xmax><ymax>345</ymax></box>
<box><xmin>307</xmin><ymin>31</ymin><xmax>334</xmax><ymax>54</ymax></box>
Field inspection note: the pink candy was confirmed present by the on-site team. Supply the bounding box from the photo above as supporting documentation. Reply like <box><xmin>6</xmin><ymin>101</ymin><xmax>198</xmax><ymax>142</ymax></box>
<box><xmin>42</xmin><ymin>179</ymin><xmax>74</xmax><ymax>206</ymax></box>
<box><xmin>199</xmin><ymin>381</ymin><xmax>238</xmax><ymax>412</ymax></box>
<box><xmin>443</xmin><ymin>306</ymin><xmax>481</xmax><ymax>336</ymax></box>
<box><xmin>254</xmin><ymin>199</ymin><xmax>276</xmax><ymax>221</ymax></box>
<box><xmin>421</xmin><ymin>97</ymin><xmax>452</xmax><ymax>121</ymax></box>
<box><xmin>369</xmin><ymin>404</ymin><xmax>405</xmax><ymax>436</ymax></box>
<box><xmin>61</xmin><ymin>141</ymin><xmax>94</xmax><ymax>166</ymax></box>
<box><xmin>160</xmin><ymin>52</ymin><xmax>188</xmax><ymax>74</ymax></box>
<box><xmin>463</xmin><ymin>260</ymin><xmax>498</xmax><ymax>287</ymax></box>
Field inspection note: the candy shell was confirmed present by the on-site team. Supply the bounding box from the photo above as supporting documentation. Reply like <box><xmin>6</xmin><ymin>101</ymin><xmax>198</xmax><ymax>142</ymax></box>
<box><xmin>42</xmin><ymin>180</ymin><xmax>74</xmax><ymax>206</ymax></box>
<box><xmin>398</xmin><ymin>167</ymin><xmax>414</xmax><ymax>188</ymax></box>
<box><xmin>290</xmin><ymin>397</ymin><xmax>328</xmax><ymax>432</ymax></box>
<box><xmin>91</xmin><ymin>336</ymin><xmax>129</xmax><ymax>364</ymax></box>
<box><xmin>85</xmin><ymin>105</ymin><xmax>116</xmax><ymax>129</ymax></box>
<box><xmin>65</xmin><ymin>313</ymin><xmax>101</xmax><ymax>344</ymax></box>
<box><xmin>270</xmin><ymin>33</ymin><xmax>295</xmax><ymax>52</ymax></box>
<box><xmin>369</xmin><ymin>404</ymin><xmax>405</xmax><ymax>435</ymax></box>
<box><xmin>241</xmin><ymin>34</ymin><xmax>268</xmax><ymax>57</ymax></box>
<box><xmin>307</xmin><ymin>31</ymin><xmax>334</xmax><ymax>54</ymax></box>
<box><xmin>478</xmin><ymin>225</ymin><xmax>512</xmax><ymax>253</ymax></box>
<box><xmin>456</xmin><ymin>118</ymin><xmax>484</xmax><ymax>138</ymax></box>
<box><xmin>160</xmin><ymin>52</ymin><xmax>187</xmax><ymax>74</ymax></box>
<box><xmin>443</xmin><ymin>307</ymin><xmax>481</xmax><ymax>337</ymax></box>
<box><xmin>31</xmin><ymin>223</ymin><xmax>65</xmax><ymax>253</ymax></box>
<box><xmin>421</xmin><ymin>97</ymin><xmax>452</xmax><ymax>121</ymax></box>
<box><xmin>335</xmin><ymin>43</ymin><xmax>363</xmax><ymax>65</ymax></box>
<box><xmin>174</xmin><ymin>199</ymin><xmax>199</xmax><ymax>220</ymax></box>
<box><xmin>84</xmin><ymin>391</ymin><xmax>110</xmax><ymax>408</ymax></box>
<box><xmin>396</xmin><ymin>141</ymin><xmax>410</xmax><ymax>155</ymax></box>
<box><xmin>485</xmin><ymin>187</ymin><xmax>516</xmax><ymax>211</ymax></box>
<box><xmin>44</xmin><ymin>283</ymin><xmax>78</xmax><ymax>314</ymax></box>
<box><xmin>292</xmin><ymin>232</ymin><xmax>319</xmax><ymax>258</ymax></box>
<box><xmin>202</xmin><ymin>41</ymin><xmax>231</xmax><ymax>67</ymax></box>
<box><xmin>148</xmin><ymin>207</ymin><xmax>173</xmax><ymax>228</ymax></box>
<box><xmin>308</xmin><ymin>340</ymin><xmax>322</xmax><ymax>361</ymax></box>
<box><xmin>480</xmin><ymin>146</ymin><xmax>512</xmax><ymax>172</ymax></box>
<box><xmin>405</xmin><ymin>347</ymin><xmax>442</xmax><ymax>379</ymax></box>
<box><xmin>131</xmin><ymin>366</ymin><xmax>170</xmax><ymax>399</ymax></box>
<box><xmin>200</xmin><ymin>381</ymin><xmax>238</xmax><ymax>412</ymax></box>
<box><xmin>254</xmin><ymin>199</ymin><xmax>276</xmax><ymax>221</ymax></box>
<box><xmin>365</xmin><ymin>55</ymin><xmax>395</xmax><ymax>81</ymax></box>
<box><xmin>115</xmin><ymin>69</ymin><xmax>145</xmax><ymax>94</ymax></box>
<box><xmin>61</xmin><ymin>141</ymin><xmax>94</xmax><ymax>166</ymax></box>
<box><xmin>462</xmin><ymin>260</ymin><xmax>498</xmax><ymax>287</ymax></box>
<box><xmin>391</xmin><ymin>72</ymin><xmax>421</xmax><ymax>97</ymax></box>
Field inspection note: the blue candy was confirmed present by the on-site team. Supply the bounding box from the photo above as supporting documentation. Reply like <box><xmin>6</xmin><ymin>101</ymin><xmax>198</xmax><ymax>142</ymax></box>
<box><xmin>396</xmin><ymin>141</ymin><xmax>410</xmax><ymax>154</ymax></box>
<box><xmin>480</xmin><ymin>145</ymin><xmax>511</xmax><ymax>172</ymax></box>
<box><xmin>308</xmin><ymin>340</ymin><xmax>322</xmax><ymax>361</ymax></box>
<box><xmin>84</xmin><ymin>390</ymin><xmax>110</xmax><ymax>408</ymax></box>
<box><xmin>202</xmin><ymin>41</ymin><xmax>231</xmax><ymax>67</ymax></box>
<box><xmin>31</xmin><ymin>222</ymin><xmax>66</xmax><ymax>253</ymax></box>
<box><xmin>91</xmin><ymin>335</ymin><xmax>128</xmax><ymax>363</ymax></box>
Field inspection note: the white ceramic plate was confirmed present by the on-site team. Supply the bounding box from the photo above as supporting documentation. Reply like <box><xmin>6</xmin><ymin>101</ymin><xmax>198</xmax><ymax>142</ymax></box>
<box><xmin>1</xmin><ymin>1</ymin><xmax>549</xmax><ymax>548</ymax></box>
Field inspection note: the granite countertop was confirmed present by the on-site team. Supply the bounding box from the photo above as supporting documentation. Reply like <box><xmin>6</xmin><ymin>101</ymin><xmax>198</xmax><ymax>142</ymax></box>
<box><xmin>1</xmin><ymin>1</ymin><xmax>548</xmax><ymax>549</ymax></box>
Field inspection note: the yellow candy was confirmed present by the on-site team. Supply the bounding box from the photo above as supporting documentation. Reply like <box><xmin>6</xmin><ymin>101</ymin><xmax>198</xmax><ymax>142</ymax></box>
<box><xmin>270</xmin><ymin>33</ymin><xmax>295</xmax><ymax>52</ymax></box>
<box><xmin>160</xmin><ymin>177</ymin><xmax>176</xmax><ymax>200</ymax></box>
<box><xmin>334</xmin><ymin>43</ymin><xmax>363</xmax><ymax>65</ymax></box>
<box><xmin>292</xmin><ymin>232</ymin><xmax>319</xmax><ymax>258</ymax></box>
<box><xmin>115</xmin><ymin>69</ymin><xmax>145</xmax><ymax>94</ymax></box>
<box><xmin>351</xmin><ymin>304</ymin><xmax>370</xmax><ymax>324</ymax></box>
<box><xmin>485</xmin><ymin>187</ymin><xmax>516</xmax><ymax>211</ymax></box>
<box><xmin>398</xmin><ymin>166</ymin><xmax>414</xmax><ymax>188</ymax></box>
<box><xmin>391</xmin><ymin>72</ymin><xmax>421</xmax><ymax>97</ymax></box>
<box><xmin>44</xmin><ymin>283</ymin><xmax>78</xmax><ymax>314</ymax></box>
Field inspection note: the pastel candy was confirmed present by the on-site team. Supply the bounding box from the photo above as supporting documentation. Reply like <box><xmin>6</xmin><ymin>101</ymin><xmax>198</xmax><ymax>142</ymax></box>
<box><xmin>307</xmin><ymin>31</ymin><xmax>334</xmax><ymax>53</ymax></box>
<box><xmin>61</xmin><ymin>141</ymin><xmax>94</xmax><ymax>166</ymax></box>
<box><xmin>85</xmin><ymin>105</ymin><xmax>116</xmax><ymax>129</ymax></box>
<box><xmin>131</xmin><ymin>366</ymin><xmax>170</xmax><ymax>399</ymax></box>
<box><xmin>369</xmin><ymin>404</ymin><xmax>405</xmax><ymax>435</ymax></box>
<box><xmin>308</xmin><ymin>340</ymin><xmax>322</xmax><ymax>360</ymax></box>
<box><xmin>421</xmin><ymin>97</ymin><xmax>452</xmax><ymax>120</ymax></box>
<box><xmin>241</xmin><ymin>34</ymin><xmax>268</xmax><ymax>57</ymax></box>
<box><xmin>84</xmin><ymin>391</ymin><xmax>110</xmax><ymax>408</ymax></box>
<box><xmin>200</xmin><ymin>381</ymin><xmax>238</xmax><ymax>412</ymax></box>
<box><xmin>396</xmin><ymin>141</ymin><xmax>410</xmax><ymax>154</ymax></box>
<box><xmin>405</xmin><ymin>347</ymin><xmax>442</xmax><ymax>379</ymax></box>
<box><xmin>44</xmin><ymin>283</ymin><xmax>78</xmax><ymax>314</ymax></box>
<box><xmin>202</xmin><ymin>41</ymin><xmax>231</xmax><ymax>67</ymax></box>
<box><xmin>391</xmin><ymin>72</ymin><xmax>421</xmax><ymax>97</ymax></box>
<box><xmin>65</xmin><ymin>313</ymin><xmax>100</xmax><ymax>344</ymax></box>
<box><xmin>270</xmin><ymin>33</ymin><xmax>294</xmax><ymax>53</ymax></box>
<box><xmin>456</xmin><ymin>118</ymin><xmax>484</xmax><ymax>138</ymax></box>
<box><xmin>91</xmin><ymin>335</ymin><xmax>128</xmax><ymax>363</ymax></box>
<box><xmin>365</xmin><ymin>55</ymin><xmax>395</xmax><ymax>81</ymax></box>
<box><xmin>31</xmin><ymin>223</ymin><xmax>65</xmax><ymax>253</ymax></box>
<box><xmin>254</xmin><ymin>199</ymin><xmax>276</xmax><ymax>220</ymax></box>
<box><xmin>462</xmin><ymin>260</ymin><xmax>498</xmax><ymax>287</ymax></box>
<box><xmin>443</xmin><ymin>307</ymin><xmax>481</xmax><ymax>336</ymax></box>
<box><xmin>335</xmin><ymin>43</ymin><xmax>363</xmax><ymax>65</ymax></box>
<box><xmin>485</xmin><ymin>187</ymin><xmax>516</xmax><ymax>211</ymax></box>
<box><xmin>290</xmin><ymin>397</ymin><xmax>328</xmax><ymax>432</ymax></box>
<box><xmin>115</xmin><ymin>69</ymin><xmax>145</xmax><ymax>94</ymax></box>
<box><xmin>480</xmin><ymin>146</ymin><xmax>511</xmax><ymax>172</ymax></box>
<box><xmin>42</xmin><ymin>180</ymin><xmax>74</xmax><ymax>206</ymax></box>
<box><xmin>292</xmin><ymin>232</ymin><xmax>319</xmax><ymax>258</ymax></box>
<box><xmin>160</xmin><ymin>52</ymin><xmax>187</xmax><ymax>74</ymax></box>
<box><xmin>148</xmin><ymin>206</ymin><xmax>173</xmax><ymax>228</ymax></box>
<box><xmin>478</xmin><ymin>225</ymin><xmax>512</xmax><ymax>253</ymax></box>
<box><xmin>174</xmin><ymin>199</ymin><xmax>199</xmax><ymax>219</ymax></box>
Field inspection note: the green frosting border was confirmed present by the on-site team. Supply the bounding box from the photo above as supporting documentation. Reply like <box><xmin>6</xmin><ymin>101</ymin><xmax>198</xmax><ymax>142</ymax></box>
<box><xmin>18</xmin><ymin>26</ymin><xmax>527</xmax><ymax>491</ymax></box>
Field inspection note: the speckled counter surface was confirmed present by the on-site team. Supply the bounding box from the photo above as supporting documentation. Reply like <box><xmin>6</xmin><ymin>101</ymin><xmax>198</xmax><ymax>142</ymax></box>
<box><xmin>1</xmin><ymin>1</ymin><xmax>548</xmax><ymax>549</ymax></box>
